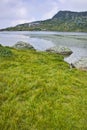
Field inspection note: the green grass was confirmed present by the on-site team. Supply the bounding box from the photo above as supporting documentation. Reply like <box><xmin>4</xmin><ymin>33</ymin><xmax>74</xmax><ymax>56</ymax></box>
<box><xmin>0</xmin><ymin>45</ymin><xmax>13</xmax><ymax>57</ymax></box>
<box><xmin>0</xmin><ymin>47</ymin><xmax>87</xmax><ymax>130</ymax></box>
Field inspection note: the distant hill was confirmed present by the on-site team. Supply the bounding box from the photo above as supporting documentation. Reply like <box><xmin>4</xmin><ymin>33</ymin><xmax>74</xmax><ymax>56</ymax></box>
<box><xmin>52</xmin><ymin>11</ymin><xmax>87</xmax><ymax>19</ymax></box>
<box><xmin>0</xmin><ymin>10</ymin><xmax>87</xmax><ymax>32</ymax></box>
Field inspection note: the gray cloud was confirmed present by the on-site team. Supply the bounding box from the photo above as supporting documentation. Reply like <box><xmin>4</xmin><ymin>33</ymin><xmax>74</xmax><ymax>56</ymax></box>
<box><xmin>0</xmin><ymin>0</ymin><xmax>87</xmax><ymax>28</ymax></box>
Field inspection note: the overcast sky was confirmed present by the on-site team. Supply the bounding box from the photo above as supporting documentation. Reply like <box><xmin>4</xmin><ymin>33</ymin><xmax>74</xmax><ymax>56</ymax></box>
<box><xmin>0</xmin><ymin>0</ymin><xmax>87</xmax><ymax>29</ymax></box>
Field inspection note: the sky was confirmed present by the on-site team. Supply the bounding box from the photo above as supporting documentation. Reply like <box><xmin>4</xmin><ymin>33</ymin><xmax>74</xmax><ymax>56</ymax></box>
<box><xmin>0</xmin><ymin>0</ymin><xmax>87</xmax><ymax>29</ymax></box>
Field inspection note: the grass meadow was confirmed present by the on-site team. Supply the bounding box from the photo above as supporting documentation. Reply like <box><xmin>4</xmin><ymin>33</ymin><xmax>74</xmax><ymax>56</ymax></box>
<box><xmin>0</xmin><ymin>46</ymin><xmax>87</xmax><ymax>130</ymax></box>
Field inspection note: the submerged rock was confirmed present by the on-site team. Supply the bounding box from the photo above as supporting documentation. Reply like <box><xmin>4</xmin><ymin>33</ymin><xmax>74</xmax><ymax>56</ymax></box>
<box><xmin>13</xmin><ymin>41</ymin><xmax>35</xmax><ymax>50</ymax></box>
<box><xmin>71</xmin><ymin>57</ymin><xmax>87</xmax><ymax>71</ymax></box>
<box><xmin>46</xmin><ymin>46</ymin><xmax>72</xmax><ymax>56</ymax></box>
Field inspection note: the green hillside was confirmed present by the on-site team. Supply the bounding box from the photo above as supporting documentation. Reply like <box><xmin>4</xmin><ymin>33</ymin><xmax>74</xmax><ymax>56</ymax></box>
<box><xmin>0</xmin><ymin>11</ymin><xmax>87</xmax><ymax>32</ymax></box>
<box><xmin>0</xmin><ymin>45</ymin><xmax>87</xmax><ymax>130</ymax></box>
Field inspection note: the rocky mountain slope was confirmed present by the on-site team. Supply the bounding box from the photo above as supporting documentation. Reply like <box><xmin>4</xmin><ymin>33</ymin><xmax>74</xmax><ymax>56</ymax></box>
<box><xmin>0</xmin><ymin>11</ymin><xmax>87</xmax><ymax>32</ymax></box>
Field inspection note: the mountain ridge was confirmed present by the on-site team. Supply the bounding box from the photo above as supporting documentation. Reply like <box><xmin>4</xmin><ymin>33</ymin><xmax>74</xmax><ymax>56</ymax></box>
<box><xmin>52</xmin><ymin>10</ymin><xmax>87</xmax><ymax>19</ymax></box>
<box><xmin>0</xmin><ymin>10</ymin><xmax>87</xmax><ymax>32</ymax></box>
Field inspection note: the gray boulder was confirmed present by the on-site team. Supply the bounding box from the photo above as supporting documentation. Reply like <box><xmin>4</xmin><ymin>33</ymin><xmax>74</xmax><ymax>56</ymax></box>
<box><xmin>71</xmin><ymin>57</ymin><xmax>87</xmax><ymax>71</ymax></box>
<box><xmin>46</xmin><ymin>46</ymin><xmax>72</xmax><ymax>56</ymax></box>
<box><xmin>13</xmin><ymin>41</ymin><xmax>35</xmax><ymax>50</ymax></box>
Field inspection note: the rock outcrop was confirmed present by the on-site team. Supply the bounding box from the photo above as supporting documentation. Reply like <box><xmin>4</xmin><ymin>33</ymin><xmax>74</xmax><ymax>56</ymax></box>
<box><xmin>71</xmin><ymin>57</ymin><xmax>87</xmax><ymax>71</ymax></box>
<box><xmin>13</xmin><ymin>41</ymin><xmax>35</xmax><ymax>50</ymax></box>
<box><xmin>46</xmin><ymin>46</ymin><xmax>72</xmax><ymax>56</ymax></box>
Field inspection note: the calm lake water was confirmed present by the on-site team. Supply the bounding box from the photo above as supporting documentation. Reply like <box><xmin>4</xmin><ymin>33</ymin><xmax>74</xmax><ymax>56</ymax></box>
<box><xmin>0</xmin><ymin>31</ymin><xmax>87</xmax><ymax>63</ymax></box>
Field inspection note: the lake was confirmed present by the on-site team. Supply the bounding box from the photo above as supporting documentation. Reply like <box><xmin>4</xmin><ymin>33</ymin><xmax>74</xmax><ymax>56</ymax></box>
<box><xmin>0</xmin><ymin>31</ymin><xmax>87</xmax><ymax>64</ymax></box>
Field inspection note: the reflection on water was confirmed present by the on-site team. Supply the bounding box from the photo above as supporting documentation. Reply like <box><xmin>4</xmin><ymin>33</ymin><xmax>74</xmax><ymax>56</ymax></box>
<box><xmin>0</xmin><ymin>31</ymin><xmax>87</xmax><ymax>63</ymax></box>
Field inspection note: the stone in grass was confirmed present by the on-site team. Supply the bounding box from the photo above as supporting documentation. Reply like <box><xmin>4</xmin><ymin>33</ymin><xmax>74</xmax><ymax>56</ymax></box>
<box><xmin>71</xmin><ymin>57</ymin><xmax>87</xmax><ymax>71</ymax></box>
<box><xmin>13</xmin><ymin>41</ymin><xmax>35</xmax><ymax>50</ymax></box>
<box><xmin>46</xmin><ymin>46</ymin><xmax>72</xmax><ymax>56</ymax></box>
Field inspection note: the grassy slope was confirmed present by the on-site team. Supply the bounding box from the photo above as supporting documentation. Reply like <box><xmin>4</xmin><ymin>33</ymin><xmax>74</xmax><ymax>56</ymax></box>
<box><xmin>1</xmin><ymin>18</ymin><xmax>87</xmax><ymax>32</ymax></box>
<box><xmin>0</xmin><ymin>48</ymin><xmax>87</xmax><ymax>130</ymax></box>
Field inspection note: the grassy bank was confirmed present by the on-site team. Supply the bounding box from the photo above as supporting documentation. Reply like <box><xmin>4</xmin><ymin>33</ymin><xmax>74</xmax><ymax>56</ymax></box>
<box><xmin>0</xmin><ymin>47</ymin><xmax>87</xmax><ymax>130</ymax></box>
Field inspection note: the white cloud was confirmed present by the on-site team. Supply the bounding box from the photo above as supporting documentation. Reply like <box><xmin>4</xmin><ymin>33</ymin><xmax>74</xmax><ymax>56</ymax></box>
<box><xmin>15</xmin><ymin>7</ymin><xmax>28</xmax><ymax>18</ymax></box>
<box><xmin>11</xmin><ymin>18</ymin><xmax>36</xmax><ymax>26</ymax></box>
<box><xmin>60</xmin><ymin>0</ymin><xmax>87</xmax><ymax>11</ymax></box>
<box><xmin>42</xmin><ymin>2</ymin><xmax>58</xmax><ymax>19</ymax></box>
<box><xmin>0</xmin><ymin>0</ymin><xmax>87</xmax><ymax>28</ymax></box>
<box><xmin>59</xmin><ymin>0</ymin><xmax>66</xmax><ymax>3</ymax></box>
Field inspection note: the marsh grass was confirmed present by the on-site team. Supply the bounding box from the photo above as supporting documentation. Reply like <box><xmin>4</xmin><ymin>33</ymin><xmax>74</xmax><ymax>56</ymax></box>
<box><xmin>0</xmin><ymin>47</ymin><xmax>87</xmax><ymax>130</ymax></box>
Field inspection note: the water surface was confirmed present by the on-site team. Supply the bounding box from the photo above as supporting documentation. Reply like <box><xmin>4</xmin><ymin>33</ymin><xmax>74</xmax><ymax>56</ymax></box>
<box><xmin>0</xmin><ymin>31</ymin><xmax>87</xmax><ymax>63</ymax></box>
